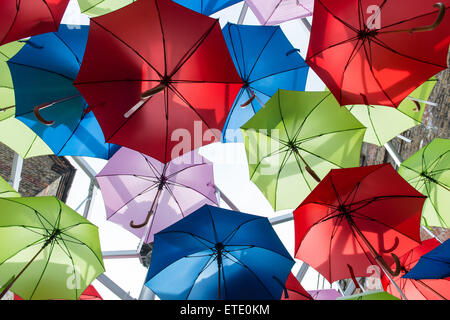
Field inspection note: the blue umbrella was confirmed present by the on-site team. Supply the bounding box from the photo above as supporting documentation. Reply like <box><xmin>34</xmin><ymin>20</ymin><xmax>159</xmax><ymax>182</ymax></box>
<box><xmin>174</xmin><ymin>0</ymin><xmax>242</xmax><ymax>16</ymax></box>
<box><xmin>145</xmin><ymin>204</ymin><xmax>295</xmax><ymax>300</ymax></box>
<box><xmin>221</xmin><ymin>23</ymin><xmax>309</xmax><ymax>142</ymax></box>
<box><xmin>403</xmin><ymin>239</ymin><xmax>450</xmax><ymax>280</ymax></box>
<box><xmin>8</xmin><ymin>24</ymin><xmax>119</xmax><ymax>159</ymax></box>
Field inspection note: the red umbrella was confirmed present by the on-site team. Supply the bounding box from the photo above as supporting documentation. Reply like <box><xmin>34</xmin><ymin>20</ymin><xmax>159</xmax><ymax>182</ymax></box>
<box><xmin>294</xmin><ymin>164</ymin><xmax>426</xmax><ymax>299</ymax></box>
<box><xmin>306</xmin><ymin>0</ymin><xmax>450</xmax><ymax>107</ymax></box>
<box><xmin>14</xmin><ymin>284</ymin><xmax>103</xmax><ymax>300</ymax></box>
<box><xmin>0</xmin><ymin>0</ymin><xmax>70</xmax><ymax>46</ymax></box>
<box><xmin>74</xmin><ymin>0</ymin><xmax>243</xmax><ymax>163</ymax></box>
<box><xmin>281</xmin><ymin>273</ymin><xmax>313</xmax><ymax>300</ymax></box>
<box><xmin>382</xmin><ymin>239</ymin><xmax>450</xmax><ymax>300</ymax></box>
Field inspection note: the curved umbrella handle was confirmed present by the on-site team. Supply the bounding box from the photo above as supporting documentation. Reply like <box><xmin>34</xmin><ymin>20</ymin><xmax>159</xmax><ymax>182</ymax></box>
<box><xmin>380</xmin><ymin>3</ymin><xmax>445</xmax><ymax>34</ymax></box>
<box><xmin>305</xmin><ymin>165</ymin><xmax>322</xmax><ymax>183</ymax></box>
<box><xmin>34</xmin><ymin>103</ymin><xmax>55</xmax><ymax>126</ymax></box>
<box><xmin>130</xmin><ymin>210</ymin><xmax>153</xmax><ymax>229</ymax></box>
<box><xmin>241</xmin><ymin>94</ymin><xmax>256</xmax><ymax>108</ymax></box>
<box><xmin>375</xmin><ymin>253</ymin><xmax>402</xmax><ymax>277</ymax></box>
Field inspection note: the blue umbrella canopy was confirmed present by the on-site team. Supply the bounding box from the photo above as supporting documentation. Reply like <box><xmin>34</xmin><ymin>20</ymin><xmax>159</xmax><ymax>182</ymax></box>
<box><xmin>174</xmin><ymin>0</ymin><xmax>242</xmax><ymax>15</ymax></box>
<box><xmin>8</xmin><ymin>24</ymin><xmax>119</xmax><ymax>159</ymax></box>
<box><xmin>404</xmin><ymin>239</ymin><xmax>450</xmax><ymax>280</ymax></box>
<box><xmin>145</xmin><ymin>204</ymin><xmax>295</xmax><ymax>300</ymax></box>
<box><xmin>221</xmin><ymin>23</ymin><xmax>309</xmax><ymax>142</ymax></box>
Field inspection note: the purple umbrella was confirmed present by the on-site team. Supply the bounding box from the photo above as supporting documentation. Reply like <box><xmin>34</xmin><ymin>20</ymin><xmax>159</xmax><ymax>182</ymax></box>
<box><xmin>307</xmin><ymin>289</ymin><xmax>342</xmax><ymax>300</ymax></box>
<box><xmin>96</xmin><ymin>148</ymin><xmax>218</xmax><ymax>243</ymax></box>
<box><xmin>245</xmin><ymin>0</ymin><xmax>313</xmax><ymax>25</ymax></box>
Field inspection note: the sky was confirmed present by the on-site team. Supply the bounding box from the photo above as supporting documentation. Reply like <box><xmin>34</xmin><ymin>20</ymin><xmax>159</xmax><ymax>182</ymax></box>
<box><xmin>61</xmin><ymin>0</ymin><xmax>337</xmax><ymax>300</ymax></box>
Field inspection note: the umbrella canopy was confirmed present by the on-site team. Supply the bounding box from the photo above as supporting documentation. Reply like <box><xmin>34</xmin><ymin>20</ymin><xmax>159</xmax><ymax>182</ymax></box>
<box><xmin>14</xmin><ymin>284</ymin><xmax>103</xmax><ymax>300</ymax></box>
<box><xmin>294</xmin><ymin>164</ymin><xmax>426</xmax><ymax>284</ymax></box>
<box><xmin>337</xmin><ymin>290</ymin><xmax>399</xmax><ymax>300</ymax></box>
<box><xmin>0</xmin><ymin>41</ymin><xmax>53</xmax><ymax>159</ymax></box>
<box><xmin>346</xmin><ymin>77</ymin><xmax>437</xmax><ymax>146</ymax></box>
<box><xmin>77</xmin><ymin>0</ymin><xmax>135</xmax><ymax>17</ymax></box>
<box><xmin>222</xmin><ymin>23</ymin><xmax>309</xmax><ymax>142</ymax></box>
<box><xmin>174</xmin><ymin>0</ymin><xmax>242</xmax><ymax>15</ymax></box>
<box><xmin>404</xmin><ymin>239</ymin><xmax>450</xmax><ymax>280</ymax></box>
<box><xmin>241</xmin><ymin>90</ymin><xmax>365</xmax><ymax>211</ymax></box>
<box><xmin>8</xmin><ymin>24</ymin><xmax>119</xmax><ymax>159</ymax></box>
<box><xmin>398</xmin><ymin>138</ymin><xmax>450</xmax><ymax>228</ymax></box>
<box><xmin>0</xmin><ymin>0</ymin><xmax>70</xmax><ymax>46</ymax></box>
<box><xmin>0</xmin><ymin>176</ymin><xmax>19</xmax><ymax>198</ymax></box>
<box><xmin>145</xmin><ymin>204</ymin><xmax>295</xmax><ymax>300</ymax></box>
<box><xmin>306</xmin><ymin>0</ymin><xmax>450</xmax><ymax>107</ymax></box>
<box><xmin>382</xmin><ymin>239</ymin><xmax>450</xmax><ymax>300</ymax></box>
<box><xmin>307</xmin><ymin>289</ymin><xmax>342</xmax><ymax>300</ymax></box>
<box><xmin>96</xmin><ymin>148</ymin><xmax>218</xmax><ymax>244</ymax></box>
<box><xmin>245</xmin><ymin>0</ymin><xmax>314</xmax><ymax>25</ymax></box>
<box><xmin>0</xmin><ymin>196</ymin><xmax>105</xmax><ymax>300</ymax></box>
<box><xmin>74</xmin><ymin>0</ymin><xmax>243</xmax><ymax>164</ymax></box>
<box><xmin>282</xmin><ymin>272</ymin><xmax>313</xmax><ymax>300</ymax></box>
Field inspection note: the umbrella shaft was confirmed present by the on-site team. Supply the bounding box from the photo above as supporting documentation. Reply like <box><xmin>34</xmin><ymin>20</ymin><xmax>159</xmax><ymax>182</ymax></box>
<box><xmin>0</xmin><ymin>242</ymin><xmax>48</xmax><ymax>299</ymax></box>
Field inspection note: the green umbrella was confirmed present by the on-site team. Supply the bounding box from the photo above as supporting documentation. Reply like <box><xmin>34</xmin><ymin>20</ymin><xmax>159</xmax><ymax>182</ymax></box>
<box><xmin>0</xmin><ymin>42</ymin><xmax>53</xmax><ymax>159</ymax></box>
<box><xmin>337</xmin><ymin>290</ymin><xmax>400</xmax><ymax>300</ymax></box>
<box><xmin>77</xmin><ymin>0</ymin><xmax>135</xmax><ymax>17</ymax></box>
<box><xmin>0</xmin><ymin>196</ymin><xmax>105</xmax><ymax>300</ymax></box>
<box><xmin>0</xmin><ymin>176</ymin><xmax>19</xmax><ymax>198</ymax></box>
<box><xmin>241</xmin><ymin>90</ymin><xmax>366</xmax><ymax>211</ymax></box>
<box><xmin>398</xmin><ymin>138</ymin><xmax>450</xmax><ymax>228</ymax></box>
<box><xmin>346</xmin><ymin>78</ymin><xmax>437</xmax><ymax>147</ymax></box>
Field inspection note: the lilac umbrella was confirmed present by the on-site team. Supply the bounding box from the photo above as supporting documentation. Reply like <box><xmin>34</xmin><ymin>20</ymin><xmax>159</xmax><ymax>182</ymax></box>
<box><xmin>96</xmin><ymin>148</ymin><xmax>218</xmax><ymax>243</ymax></box>
<box><xmin>307</xmin><ymin>289</ymin><xmax>342</xmax><ymax>300</ymax></box>
<box><xmin>245</xmin><ymin>0</ymin><xmax>313</xmax><ymax>25</ymax></box>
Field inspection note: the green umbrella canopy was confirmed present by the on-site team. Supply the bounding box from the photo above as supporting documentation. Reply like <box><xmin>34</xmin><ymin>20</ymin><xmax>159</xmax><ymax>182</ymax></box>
<box><xmin>77</xmin><ymin>0</ymin><xmax>135</xmax><ymax>17</ymax></box>
<box><xmin>346</xmin><ymin>77</ymin><xmax>437</xmax><ymax>147</ymax></box>
<box><xmin>241</xmin><ymin>90</ymin><xmax>366</xmax><ymax>211</ymax></box>
<box><xmin>0</xmin><ymin>42</ymin><xmax>53</xmax><ymax>159</ymax></box>
<box><xmin>337</xmin><ymin>290</ymin><xmax>400</xmax><ymax>300</ymax></box>
<box><xmin>398</xmin><ymin>138</ymin><xmax>450</xmax><ymax>228</ymax></box>
<box><xmin>0</xmin><ymin>176</ymin><xmax>19</xmax><ymax>198</ymax></box>
<box><xmin>0</xmin><ymin>196</ymin><xmax>105</xmax><ymax>300</ymax></box>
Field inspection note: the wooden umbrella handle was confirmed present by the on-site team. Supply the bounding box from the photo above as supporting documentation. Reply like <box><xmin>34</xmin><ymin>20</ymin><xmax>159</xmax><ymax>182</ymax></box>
<box><xmin>241</xmin><ymin>94</ymin><xmax>256</xmax><ymax>107</ymax></box>
<box><xmin>34</xmin><ymin>104</ymin><xmax>55</xmax><ymax>126</ymax></box>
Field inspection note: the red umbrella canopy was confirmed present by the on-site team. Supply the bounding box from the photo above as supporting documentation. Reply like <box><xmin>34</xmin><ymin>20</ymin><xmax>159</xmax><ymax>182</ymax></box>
<box><xmin>294</xmin><ymin>164</ymin><xmax>426</xmax><ymax>284</ymax></box>
<box><xmin>306</xmin><ymin>0</ymin><xmax>450</xmax><ymax>107</ymax></box>
<box><xmin>282</xmin><ymin>273</ymin><xmax>313</xmax><ymax>300</ymax></box>
<box><xmin>14</xmin><ymin>284</ymin><xmax>103</xmax><ymax>300</ymax></box>
<box><xmin>0</xmin><ymin>0</ymin><xmax>70</xmax><ymax>46</ymax></box>
<box><xmin>74</xmin><ymin>0</ymin><xmax>243</xmax><ymax>163</ymax></box>
<box><xmin>381</xmin><ymin>239</ymin><xmax>450</xmax><ymax>300</ymax></box>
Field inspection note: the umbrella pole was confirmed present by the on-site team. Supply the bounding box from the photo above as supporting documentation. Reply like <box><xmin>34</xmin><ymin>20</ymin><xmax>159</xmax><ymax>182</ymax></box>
<box><xmin>0</xmin><ymin>237</ymin><xmax>54</xmax><ymax>299</ymax></box>
<box><xmin>347</xmin><ymin>219</ymin><xmax>408</xmax><ymax>300</ymax></box>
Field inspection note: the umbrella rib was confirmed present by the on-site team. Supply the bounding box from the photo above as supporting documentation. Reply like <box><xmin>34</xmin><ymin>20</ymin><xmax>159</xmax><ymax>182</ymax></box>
<box><xmin>166</xmin><ymin>162</ymin><xmax>209</xmax><ymax>180</ymax></box>
<box><xmin>52</xmin><ymin>32</ymin><xmax>81</xmax><ymax>66</ymax></box>
<box><xmin>264</xmin><ymin>0</ymin><xmax>283</xmax><ymax>26</ymax></box>
<box><xmin>292</xmin><ymin>150</ymin><xmax>314</xmax><ymax>192</ymax></box>
<box><xmin>0</xmin><ymin>238</ymin><xmax>46</xmax><ymax>267</ymax></box>
<box><xmin>245</xmin><ymin>28</ymin><xmax>279</xmax><ymax>82</ymax></box>
<box><xmin>221</xmin><ymin>217</ymin><xmax>264</xmax><ymax>245</ymax></box>
<box><xmin>366</xmin><ymin>106</ymin><xmax>384</xmax><ymax>146</ymax></box>
<box><xmin>370</xmin><ymin>36</ymin><xmax>446</xmax><ymax>68</ymax></box>
<box><xmin>56</xmin><ymin>235</ymin><xmax>85</xmax><ymax>299</ymax></box>
<box><xmin>59</xmin><ymin>232</ymin><xmax>105</xmax><ymax>269</ymax></box>
<box><xmin>248</xmin><ymin>145</ymin><xmax>291</xmax><ymax>181</ymax></box>
<box><xmin>163</xmin><ymin>184</ymin><xmax>185</xmax><ymax>218</ymax></box>
<box><xmin>327</xmin><ymin>215</ymin><xmax>344</xmax><ymax>282</ymax></box>
<box><xmin>163</xmin><ymin>88</ymin><xmax>170</xmax><ymax>163</ymax></box>
<box><xmin>169</xmin><ymin>20</ymin><xmax>219</xmax><ymax>78</ymax></box>
<box><xmin>7</xmin><ymin>60</ymin><xmax>74</xmax><ymax>83</ymax></box>
<box><xmin>225</xmin><ymin>245</ymin><xmax>293</xmax><ymax>263</ymax></box>
<box><xmin>305</xmin><ymin>35</ymin><xmax>360</xmax><ymax>62</ymax></box>
<box><xmin>248</xmin><ymin>64</ymin><xmax>309</xmax><ymax>86</ymax></box>
<box><xmin>235</xmin><ymin>24</ymin><xmax>247</xmax><ymax>79</ymax></box>
<box><xmin>154</xmin><ymin>0</ymin><xmax>167</xmax><ymax>75</ymax></box>
<box><xmin>223</xmin><ymin>251</ymin><xmax>276</xmax><ymax>299</ymax></box>
<box><xmin>165</xmin><ymin>180</ymin><xmax>216</xmax><ymax>203</ymax></box>
<box><xmin>185</xmin><ymin>254</ymin><xmax>217</xmax><ymax>300</ymax></box>
<box><xmin>273</xmin><ymin>150</ymin><xmax>294</xmax><ymax>208</ymax></box>
<box><xmin>167</xmin><ymin>84</ymin><xmax>218</xmax><ymax>134</ymax></box>
<box><xmin>0</xmin><ymin>0</ymin><xmax>21</xmax><ymax>45</ymax></box>
<box><xmin>138</xmin><ymin>152</ymin><xmax>162</xmax><ymax>180</ymax></box>
<box><xmin>80</xmin><ymin>0</ymin><xmax>108</xmax><ymax>13</ymax></box>
<box><xmin>338</xmin><ymin>38</ymin><xmax>364</xmax><ymax>104</ymax></box>
<box><xmin>28</xmin><ymin>239</ymin><xmax>57</xmax><ymax>300</ymax></box>
<box><xmin>0</xmin><ymin>198</ymin><xmax>53</xmax><ymax>232</ymax></box>
<box><xmin>378</xmin><ymin>8</ymin><xmax>447</xmax><ymax>31</ymax></box>
<box><xmin>294</xmin><ymin>127</ymin><xmax>366</xmax><ymax>148</ymax></box>
<box><xmin>292</xmin><ymin>92</ymin><xmax>332</xmax><ymax>142</ymax></box>
<box><xmin>206</xmin><ymin>205</ymin><xmax>219</xmax><ymax>243</ymax></box>
<box><xmin>317</xmin><ymin>0</ymin><xmax>358</xmax><ymax>33</ymax></box>
<box><xmin>157</xmin><ymin>230</ymin><xmax>215</xmax><ymax>248</ymax></box>
<box><xmin>96</xmin><ymin>173</ymin><xmax>159</xmax><ymax>182</ymax></box>
<box><xmin>277</xmin><ymin>91</ymin><xmax>291</xmax><ymax>142</ymax></box>
<box><xmin>23</xmin><ymin>134</ymin><xmax>38</xmax><ymax>159</ymax></box>
<box><xmin>107</xmin><ymin>183</ymin><xmax>160</xmax><ymax>220</ymax></box>
<box><xmin>423</xmin><ymin>179</ymin><xmax>447</xmax><ymax>228</ymax></box>
<box><xmin>89</xmin><ymin>19</ymin><xmax>163</xmax><ymax>79</ymax></box>
<box><xmin>42</xmin><ymin>0</ymin><xmax>58</xmax><ymax>31</ymax></box>
<box><xmin>226</xmin><ymin>25</ymin><xmax>245</xmax><ymax>79</ymax></box>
